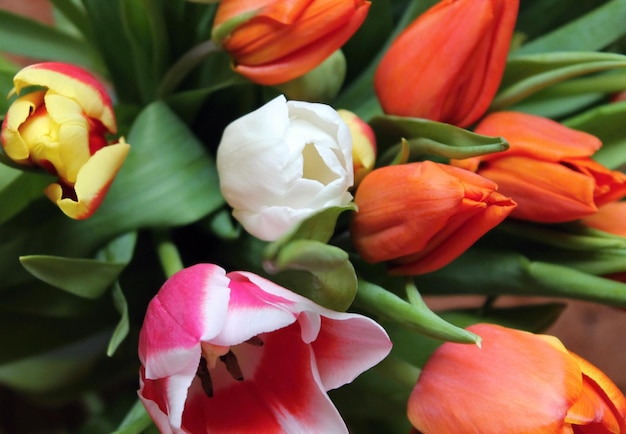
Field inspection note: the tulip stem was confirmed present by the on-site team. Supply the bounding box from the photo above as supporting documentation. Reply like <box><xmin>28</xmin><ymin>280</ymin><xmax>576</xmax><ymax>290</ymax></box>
<box><xmin>374</xmin><ymin>355</ymin><xmax>421</xmax><ymax>390</ymax></box>
<box><xmin>379</xmin><ymin>137</ymin><xmax>508</xmax><ymax>165</ymax></box>
<box><xmin>157</xmin><ymin>40</ymin><xmax>221</xmax><ymax>98</ymax></box>
<box><xmin>355</xmin><ymin>279</ymin><xmax>480</xmax><ymax>345</ymax></box>
<box><xmin>152</xmin><ymin>229</ymin><xmax>184</xmax><ymax>278</ymax></box>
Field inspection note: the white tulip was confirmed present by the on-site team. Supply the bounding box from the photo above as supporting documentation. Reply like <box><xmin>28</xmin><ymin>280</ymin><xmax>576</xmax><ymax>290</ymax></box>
<box><xmin>217</xmin><ymin>95</ymin><xmax>354</xmax><ymax>241</ymax></box>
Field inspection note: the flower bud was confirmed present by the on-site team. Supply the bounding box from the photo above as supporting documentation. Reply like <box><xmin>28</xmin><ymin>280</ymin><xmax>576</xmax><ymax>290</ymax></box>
<box><xmin>211</xmin><ymin>0</ymin><xmax>370</xmax><ymax>85</ymax></box>
<box><xmin>0</xmin><ymin>62</ymin><xmax>129</xmax><ymax>219</ymax></box>
<box><xmin>217</xmin><ymin>95</ymin><xmax>354</xmax><ymax>241</ymax></box>
<box><xmin>452</xmin><ymin>111</ymin><xmax>626</xmax><ymax>223</ymax></box>
<box><xmin>337</xmin><ymin>109</ymin><xmax>376</xmax><ymax>186</ymax></box>
<box><xmin>350</xmin><ymin>161</ymin><xmax>516</xmax><ymax>275</ymax></box>
<box><xmin>374</xmin><ymin>0</ymin><xmax>519</xmax><ymax>127</ymax></box>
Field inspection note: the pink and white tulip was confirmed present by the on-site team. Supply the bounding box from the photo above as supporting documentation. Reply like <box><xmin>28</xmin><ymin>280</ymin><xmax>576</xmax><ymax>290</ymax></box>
<box><xmin>0</xmin><ymin>62</ymin><xmax>129</xmax><ymax>219</ymax></box>
<box><xmin>138</xmin><ymin>263</ymin><xmax>392</xmax><ymax>433</ymax></box>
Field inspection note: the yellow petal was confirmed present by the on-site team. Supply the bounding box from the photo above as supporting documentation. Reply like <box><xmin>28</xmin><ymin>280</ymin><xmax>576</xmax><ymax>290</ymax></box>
<box><xmin>1</xmin><ymin>90</ymin><xmax>46</xmax><ymax>163</ymax></box>
<box><xmin>45</xmin><ymin>140</ymin><xmax>130</xmax><ymax>219</ymax></box>
<box><xmin>44</xmin><ymin>92</ymin><xmax>91</xmax><ymax>183</ymax></box>
<box><xmin>12</xmin><ymin>62</ymin><xmax>116</xmax><ymax>133</ymax></box>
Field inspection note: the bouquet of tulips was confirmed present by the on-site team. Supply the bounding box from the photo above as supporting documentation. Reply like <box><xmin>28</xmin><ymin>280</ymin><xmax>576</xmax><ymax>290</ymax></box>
<box><xmin>2</xmin><ymin>0</ymin><xmax>626</xmax><ymax>432</ymax></box>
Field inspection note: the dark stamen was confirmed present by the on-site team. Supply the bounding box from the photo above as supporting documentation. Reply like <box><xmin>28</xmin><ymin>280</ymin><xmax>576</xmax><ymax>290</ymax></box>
<box><xmin>196</xmin><ymin>356</ymin><xmax>214</xmax><ymax>397</ymax></box>
<box><xmin>245</xmin><ymin>336</ymin><xmax>264</xmax><ymax>347</ymax></box>
<box><xmin>219</xmin><ymin>350</ymin><xmax>244</xmax><ymax>381</ymax></box>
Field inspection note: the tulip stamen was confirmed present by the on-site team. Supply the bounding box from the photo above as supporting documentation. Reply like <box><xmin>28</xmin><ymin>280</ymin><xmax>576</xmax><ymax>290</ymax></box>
<box><xmin>219</xmin><ymin>350</ymin><xmax>244</xmax><ymax>382</ymax></box>
<box><xmin>196</xmin><ymin>355</ymin><xmax>214</xmax><ymax>398</ymax></box>
<box><xmin>244</xmin><ymin>335</ymin><xmax>264</xmax><ymax>346</ymax></box>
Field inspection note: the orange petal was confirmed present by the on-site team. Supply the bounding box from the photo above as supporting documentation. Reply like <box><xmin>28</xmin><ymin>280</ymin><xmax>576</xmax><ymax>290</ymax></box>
<box><xmin>408</xmin><ymin>324</ymin><xmax>581</xmax><ymax>434</ymax></box>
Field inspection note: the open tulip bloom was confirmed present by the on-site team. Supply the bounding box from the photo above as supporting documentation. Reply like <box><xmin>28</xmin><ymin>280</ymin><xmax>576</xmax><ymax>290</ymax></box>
<box><xmin>138</xmin><ymin>264</ymin><xmax>392</xmax><ymax>433</ymax></box>
<box><xmin>5</xmin><ymin>0</ymin><xmax>626</xmax><ymax>432</ymax></box>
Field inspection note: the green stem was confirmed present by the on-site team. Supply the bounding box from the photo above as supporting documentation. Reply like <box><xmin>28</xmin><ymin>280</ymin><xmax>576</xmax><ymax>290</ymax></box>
<box><xmin>374</xmin><ymin>355</ymin><xmax>422</xmax><ymax>390</ymax></box>
<box><xmin>152</xmin><ymin>229</ymin><xmax>184</xmax><ymax>278</ymax></box>
<box><xmin>157</xmin><ymin>40</ymin><xmax>221</xmax><ymax>98</ymax></box>
<box><xmin>354</xmin><ymin>279</ymin><xmax>480</xmax><ymax>345</ymax></box>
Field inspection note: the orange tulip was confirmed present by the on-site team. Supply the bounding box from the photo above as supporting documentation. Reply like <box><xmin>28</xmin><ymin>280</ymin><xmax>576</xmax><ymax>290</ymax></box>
<box><xmin>212</xmin><ymin>0</ymin><xmax>370</xmax><ymax>85</ymax></box>
<box><xmin>452</xmin><ymin>111</ymin><xmax>626</xmax><ymax>223</ymax></box>
<box><xmin>374</xmin><ymin>0</ymin><xmax>518</xmax><ymax>128</ymax></box>
<box><xmin>408</xmin><ymin>323</ymin><xmax>626</xmax><ymax>434</ymax></box>
<box><xmin>350</xmin><ymin>161</ymin><xmax>516</xmax><ymax>275</ymax></box>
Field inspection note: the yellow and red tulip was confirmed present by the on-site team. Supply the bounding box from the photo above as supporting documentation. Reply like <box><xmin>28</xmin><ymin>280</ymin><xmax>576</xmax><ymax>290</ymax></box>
<box><xmin>452</xmin><ymin>111</ymin><xmax>626</xmax><ymax>223</ymax></box>
<box><xmin>374</xmin><ymin>0</ymin><xmax>519</xmax><ymax>128</ymax></box>
<box><xmin>212</xmin><ymin>0</ymin><xmax>371</xmax><ymax>85</ymax></box>
<box><xmin>408</xmin><ymin>323</ymin><xmax>626</xmax><ymax>433</ymax></box>
<box><xmin>350</xmin><ymin>161</ymin><xmax>516</xmax><ymax>275</ymax></box>
<box><xmin>0</xmin><ymin>62</ymin><xmax>129</xmax><ymax>219</ymax></box>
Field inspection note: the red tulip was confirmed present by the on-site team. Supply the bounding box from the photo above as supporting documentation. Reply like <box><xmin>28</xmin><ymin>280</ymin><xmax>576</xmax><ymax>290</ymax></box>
<box><xmin>452</xmin><ymin>111</ymin><xmax>626</xmax><ymax>223</ymax></box>
<box><xmin>408</xmin><ymin>323</ymin><xmax>626</xmax><ymax>433</ymax></box>
<box><xmin>212</xmin><ymin>0</ymin><xmax>370</xmax><ymax>85</ymax></box>
<box><xmin>350</xmin><ymin>161</ymin><xmax>516</xmax><ymax>275</ymax></box>
<box><xmin>374</xmin><ymin>0</ymin><xmax>518</xmax><ymax>127</ymax></box>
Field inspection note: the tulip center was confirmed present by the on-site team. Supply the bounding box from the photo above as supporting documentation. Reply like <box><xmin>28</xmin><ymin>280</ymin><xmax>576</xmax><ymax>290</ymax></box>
<box><xmin>196</xmin><ymin>336</ymin><xmax>264</xmax><ymax>397</ymax></box>
<box><xmin>302</xmin><ymin>142</ymin><xmax>341</xmax><ymax>185</ymax></box>
<box><xmin>19</xmin><ymin>106</ymin><xmax>61</xmax><ymax>175</ymax></box>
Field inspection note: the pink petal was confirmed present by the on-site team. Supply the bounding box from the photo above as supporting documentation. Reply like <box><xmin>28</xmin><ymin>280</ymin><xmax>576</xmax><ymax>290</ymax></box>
<box><xmin>181</xmin><ymin>325</ymin><xmax>349</xmax><ymax>433</ymax></box>
<box><xmin>139</xmin><ymin>264</ymin><xmax>231</xmax><ymax>380</ymax></box>
<box><xmin>310</xmin><ymin>315</ymin><xmax>392</xmax><ymax>390</ymax></box>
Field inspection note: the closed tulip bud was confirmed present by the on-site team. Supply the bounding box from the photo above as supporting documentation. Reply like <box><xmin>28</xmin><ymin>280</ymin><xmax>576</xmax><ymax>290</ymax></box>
<box><xmin>374</xmin><ymin>0</ymin><xmax>519</xmax><ymax>127</ymax></box>
<box><xmin>0</xmin><ymin>62</ymin><xmax>129</xmax><ymax>219</ymax></box>
<box><xmin>337</xmin><ymin>109</ymin><xmax>376</xmax><ymax>186</ymax></box>
<box><xmin>350</xmin><ymin>161</ymin><xmax>516</xmax><ymax>275</ymax></box>
<box><xmin>212</xmin><ymin>0</ymin><xmax>370</xmax><ymax>85</ymax></box>
<box><xmin>452</xmin><ymin>111</ymin><xmax>626</xmax><ymax>223</ymax></box>
<box><xmin>408</xmin><ymin>323</ymin><xmax>626</xmax><ymax>433</ymax></box>
<box><xmin>217</xmin><ymin>95</ymin><xmax>354</xmax><ymax>241</ymax></box>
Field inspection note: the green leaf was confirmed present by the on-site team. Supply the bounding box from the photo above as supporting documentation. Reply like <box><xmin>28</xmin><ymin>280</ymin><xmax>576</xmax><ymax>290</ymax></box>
<box><xmin>492</xmin><ymin>52</ymin><xmax>626</xmax><ymax>110</ymax></box>
<box><xmin>513</xmin><ymin>0</ymin><xmax>626</xmax><ymax>55</ymax></box>
<box><xmin>0</xmin><ymin>9</ymin><xmax>103</xmax><ymax>72</ymax></box>
<box><xmin>120</xmin><ymin>0</ymin><xmax>169</xmax><ymax>102</ymax></box>
<box><xmin>113</xmin><ymin>400</ymin><xmax>155</xmax><ymax>434</ymax></box>
<box><xmin>265</xmin><ymin>204</ymin><xmax>357</xmax><ymax>260</ymax></box>
<box><xmin>0</xmin><ymin>330</ymin><xmax>110</xmax><ymax>393</ymax></box>
<box><xmin>107</xmin><ymin>283</ymin><xmax>129</xmax><ymax>356</ymax></box>
<box><xmin>19</xmin><ymin>255</ymin><xmax>128</xmax><ymax>299</ymax></box>
<box><xmin>370</xmin><ymin>115</ymin><xmax>508</xmax><ymax>164</ymax></box>
<box><xmin>0</xmin><ymin>102</ymin><xmax>222</xmax><ymax>290</ymax></box>
<box><xmin>50</xmin><ymin>0</ymin><xmax>93</xmax><ymax>39</ymax></box>
<box><xmin>564</xmin><ymin>100</ymin><xmax>626</xmax><ymax>169</ymax></box>
<box><xmin>0</xmin><ymin>165</ymin><xmax>51</xmax><ymax>225</ymax></box>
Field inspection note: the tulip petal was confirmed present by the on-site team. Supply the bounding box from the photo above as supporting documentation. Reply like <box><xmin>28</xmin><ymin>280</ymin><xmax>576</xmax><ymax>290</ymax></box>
<box><xmin>45</xmin><ymin>140</ymin><xmax>130</xmax><ymax>219</ymax></box>
<box><xmin>0</xmin><ymin>90</ymin><xmax>46</xmax><ymax>163</ymax></box>
<box><xmin>310</xmin><ymin>315</ymin><xmax>392</xmax><ymax>390</ymax></box>
<box><xmin>566</xmin><ymin>351</ymin><xmax>626</xmax><ymax>432</ymax></box>
<box><xmin>139</xmin><ymin>264</ymin><xmax>232</xmax><ymax>379</ymax></box>
<box><xmin>408</xmin><ymin>324</ymin><xmax>581</xmax><ymax>434</ymax></box>
<box><xmin>180</xmin><ymin>326</ymin><xmax>348</xmax><ymax>434</ymax></box>
<box><xmin>473</xmin><ymin>111</ymin><xmax>602</xmax><ymax>161</ymax></box>
<box><xmin>11</xmin><ymin>62</ymin><xmax>116</xmax><ymax>133</ymax></box>
<box><xmin>477</xmin><ymin>156</ymin><xmax>598</xmax><ymax>222</ymax></box>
